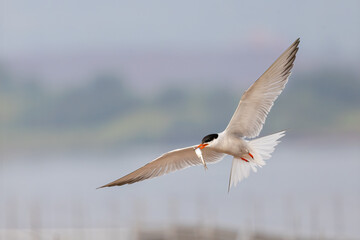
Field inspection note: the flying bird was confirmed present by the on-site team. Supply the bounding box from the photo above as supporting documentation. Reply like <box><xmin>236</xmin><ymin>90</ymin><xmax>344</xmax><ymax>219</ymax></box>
<box><xmin>99</xmin><ymin>38</ymin><xmax>300</xmax><ymax>191</ymax></box>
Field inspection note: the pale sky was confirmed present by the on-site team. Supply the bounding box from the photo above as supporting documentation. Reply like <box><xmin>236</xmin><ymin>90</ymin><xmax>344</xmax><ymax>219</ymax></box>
<box><xmin>1</xmin><ymin>0</ymin><xmax>359</xmax><ymax>57</ymax></box>
<box><xmin>1</xmin><ymin>0</ymin><xmax>359</xmax><ymax>89</ymax></box>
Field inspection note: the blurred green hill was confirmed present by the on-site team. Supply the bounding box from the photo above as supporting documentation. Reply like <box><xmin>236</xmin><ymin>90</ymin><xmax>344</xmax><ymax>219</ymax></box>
<box><xmin>1</xmin><ymin>66</ymin><xmax>359</xmax><ymax>152</ymax></box>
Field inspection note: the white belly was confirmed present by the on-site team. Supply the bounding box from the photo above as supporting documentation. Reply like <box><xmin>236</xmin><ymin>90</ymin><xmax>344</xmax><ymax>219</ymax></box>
<box><xmin>212</xmin><ymin>133</ymin><xmax>250</xmax><ymax>158</ymax></box>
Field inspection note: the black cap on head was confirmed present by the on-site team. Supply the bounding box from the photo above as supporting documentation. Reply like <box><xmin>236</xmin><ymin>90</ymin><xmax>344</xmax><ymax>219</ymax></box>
<box><xmin>202</xmin><ymin>133</ymin><xmax>218</xmax><ymax>144</ymax></box>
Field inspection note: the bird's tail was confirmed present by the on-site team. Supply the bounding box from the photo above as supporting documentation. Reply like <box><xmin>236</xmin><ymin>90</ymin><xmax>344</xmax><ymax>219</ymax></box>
<box><xmin>248</xmin><ymin>130</ymin><xmax>286</xmax><ymax>165</ymax></box>
<box><xmin>228</xmin><ymin>131</ymin><xmax>285</xmax><ymax>192</ymax></box>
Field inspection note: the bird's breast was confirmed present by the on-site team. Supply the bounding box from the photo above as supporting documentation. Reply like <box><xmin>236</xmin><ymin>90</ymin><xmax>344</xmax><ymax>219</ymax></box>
<box><xmin>212</xmin><ymin>134</ymin><xmax>248</xmax><ymax>158</ymax></box>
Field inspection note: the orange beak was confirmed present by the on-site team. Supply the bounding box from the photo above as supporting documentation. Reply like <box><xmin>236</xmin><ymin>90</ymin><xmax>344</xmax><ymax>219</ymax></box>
<box><xmin>195</xmin><ymin>143</ymin><xmax>208</xmax><ymax>150</ymax></box>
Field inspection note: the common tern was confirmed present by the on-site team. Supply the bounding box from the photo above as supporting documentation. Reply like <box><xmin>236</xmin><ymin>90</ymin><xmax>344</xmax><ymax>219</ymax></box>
<box><xmin>99</xmin><ymin>38</ymin><xmax>300</xmax><ymax>191</ymax></box>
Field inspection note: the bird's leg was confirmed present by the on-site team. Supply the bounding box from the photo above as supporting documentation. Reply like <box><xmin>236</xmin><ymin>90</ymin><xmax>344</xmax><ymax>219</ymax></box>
<box><xmin>240</xmin><ymin>157</ymin><xmax>249</xmax><ymax>162</ymax></box>
<box><xmin>241</xmin><ymin>151</ymin><xmax>254</xmax><ymax>162</ymax></box>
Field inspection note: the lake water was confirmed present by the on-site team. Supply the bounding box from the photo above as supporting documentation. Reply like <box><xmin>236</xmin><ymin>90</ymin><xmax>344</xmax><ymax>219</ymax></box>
<box><xmin>0</xmin><ymin>138</ymin><xmax>359</xmax><ymax>239</ymax></box>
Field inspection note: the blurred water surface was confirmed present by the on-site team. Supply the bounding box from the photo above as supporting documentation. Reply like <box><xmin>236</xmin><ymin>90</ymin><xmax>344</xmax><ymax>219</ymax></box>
<box><xmin>1</xmin><ymin>138</ymin><xmax>359</xmax><ymax>239</ymax></box>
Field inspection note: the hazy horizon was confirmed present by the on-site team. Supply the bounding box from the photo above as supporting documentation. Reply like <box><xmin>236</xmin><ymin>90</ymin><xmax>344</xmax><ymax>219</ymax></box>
<box><xmin>1</xmin><ymin>0</ymin><xmax>360</xmax><ymax>91</ymax></box>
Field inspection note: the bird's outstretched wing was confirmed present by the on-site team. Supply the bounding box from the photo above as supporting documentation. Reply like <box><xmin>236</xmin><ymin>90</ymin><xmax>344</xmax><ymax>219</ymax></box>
<box><xmin>98</xmin><ymin>146</ymin><xmax>224</xmax><ymax>188</ymax></box>
<box><xmin>225</xmin><ymin>38</ymin><xmax>300</xmax><ymax>138</ymax></box>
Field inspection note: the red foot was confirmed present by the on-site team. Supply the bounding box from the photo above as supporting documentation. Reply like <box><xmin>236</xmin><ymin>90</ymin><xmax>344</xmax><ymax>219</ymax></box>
<box><xmin>248</xmin><ymin>152</ymin><xmax>254</xmax><ymax>159</ymax></box>
<box><xmin>241</xmin><ymin>157</ymin><xmax>249</xmax><ymax>162</ymax></box>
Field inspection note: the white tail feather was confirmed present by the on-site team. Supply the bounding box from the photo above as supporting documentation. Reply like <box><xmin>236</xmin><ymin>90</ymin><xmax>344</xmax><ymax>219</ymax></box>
<box><xmin>228</xmin><ymin>131</ymin><xmax>285</xmax><ymax>192</ymax></box>
<box><xmin>249</xmin><ymin>130</ymin><xmax>286</xmax><ymax>163</ymax></box>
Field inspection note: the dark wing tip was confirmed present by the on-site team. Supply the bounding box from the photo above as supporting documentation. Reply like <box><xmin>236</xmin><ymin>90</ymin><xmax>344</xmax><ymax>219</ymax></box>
<box><xmin>294</xmin><ymin>37</ymin><xmax>300</xmax><ymax>45</ymax></box>
<box><xmin>290</xmin><ymin>38</ymin><xmax>300</xmax><ymax>52</ymax></box>
<box><xmin>287</xmin><ymin>38</ymin><xmax>300</xmax><ymax>55</ymax></box>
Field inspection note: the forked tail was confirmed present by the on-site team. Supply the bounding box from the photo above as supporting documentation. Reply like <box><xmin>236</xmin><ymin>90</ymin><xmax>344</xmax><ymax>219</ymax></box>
<box><xmin>228</xmin><ymin>130</ymin><xmax>286</xmax><ymax>192</ymax></box>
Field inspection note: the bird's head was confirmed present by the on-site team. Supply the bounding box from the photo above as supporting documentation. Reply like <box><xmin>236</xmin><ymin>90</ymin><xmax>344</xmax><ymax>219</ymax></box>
<box><xmin>195</xmin><ymin>133</ymin><xmax>219</xmax><ymax>149</ymax></box>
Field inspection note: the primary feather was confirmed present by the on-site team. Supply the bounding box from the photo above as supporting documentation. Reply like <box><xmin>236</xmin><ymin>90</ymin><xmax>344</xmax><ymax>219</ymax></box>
<box><xmin>225</xmin><ymin>38</ymin><xmax>299</xmax><ymax>138</ymax></box>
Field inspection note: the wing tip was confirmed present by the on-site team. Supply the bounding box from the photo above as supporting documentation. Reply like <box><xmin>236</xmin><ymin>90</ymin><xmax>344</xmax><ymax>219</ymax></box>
<box><xmin>288</xmin><ymin>38</ymin><xmax>300</xmax><ymax>56</ymax></box>
<box><xmin>294</xmin><ymin>37</ymin><xmax>301</xmax><ymax>46</ymax></box>
<box><xmin>97</xmin><ymin>180</ymin><xmax>125</xmax><ymax>189</ymax></box>
<box><xmin>96</xmin><ymin>184</ymin><xmax>109</xmax><ymax>189</ymax></box>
